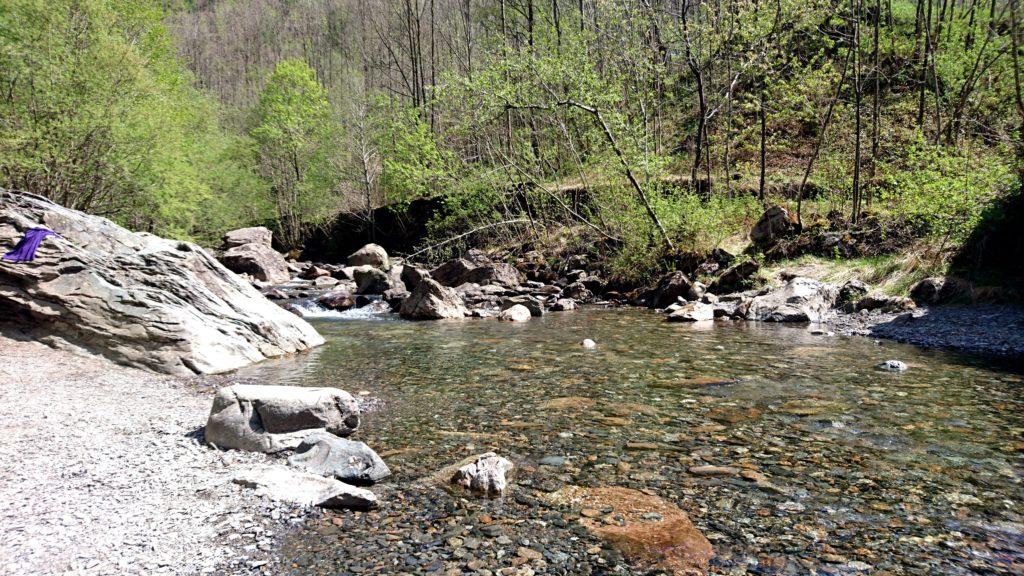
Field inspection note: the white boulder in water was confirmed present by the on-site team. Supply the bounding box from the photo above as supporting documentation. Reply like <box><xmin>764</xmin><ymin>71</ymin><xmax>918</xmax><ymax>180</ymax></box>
<box><xmin>878</xmin><ymin>359</ymin><xmax>908</xmax><ymax>372</ymax></box>
<box><xmin>450</xmin><ymin>452</ymin><xmax>514</xmax><ymax>497</ymax></box>
<box><xmin>0</xmin><ymin>190</ymin><xmax>323</xmax><ymax>375</ymax></box>
<box><xmin>205</xmin><ymin>384</ymin><xmax>360</xmax><ymax>453</ymax></box>
<box><xmin>580</xmin><ymin>338</ymin><xmax>597</xmax><ymax>348</ymax></box>
<box><xmin>498</xmin><ymin>304</ymin><xmax>532</xmax><ymax>322</ymax></box>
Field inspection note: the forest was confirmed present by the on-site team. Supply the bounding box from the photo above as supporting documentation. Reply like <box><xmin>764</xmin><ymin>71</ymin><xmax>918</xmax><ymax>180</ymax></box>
<box><xmin>2</xmin><ymin>0</ymin><xmax>1022</xmax><ymax>284</ymax></box>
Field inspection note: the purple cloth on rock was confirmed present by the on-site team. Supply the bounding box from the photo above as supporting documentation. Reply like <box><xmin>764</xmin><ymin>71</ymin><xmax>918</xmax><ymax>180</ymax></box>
<box><xmin>3</xmin><ymin>227</ymin><xmax>58</xmax><ymax>263</ymax></box>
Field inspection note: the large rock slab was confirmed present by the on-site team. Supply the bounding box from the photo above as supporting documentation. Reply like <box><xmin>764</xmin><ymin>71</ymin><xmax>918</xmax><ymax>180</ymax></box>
<box><xmin>742</xmin><ymin>276</ymin><xmax>839</xmax><ymax>322</ymax></box>
<box><xmin>205</xmin><ymin>385</ymin><xmax>360</xmax><ymax>453</ymax></box>
<box><xmin>223</xmin><ymin>226</ymin><xmax>273</xmax><ymax>249</ymax></box>
<box><xmin>232</xmin><ymin>465</ymin><xmax>377</xmax><ymax>509</ymax></box>
<box><xmin>347</xmin><ymin>243</ymin><xmax>389</xmax><ymax>268</ymax></box>
<box><xmin>0</xmin><ymin>190</ymin><xmax>323</xmax><ymax>375</ymax></box>
<box><xmin>399</xmin><ymin>277</ymin><xmax>467</xmax><ymax>320</ymax></box>
<box><xmin>288</xmin><ymin>431</ymin><xmax>391</xmax><ymax>485</ymax></box>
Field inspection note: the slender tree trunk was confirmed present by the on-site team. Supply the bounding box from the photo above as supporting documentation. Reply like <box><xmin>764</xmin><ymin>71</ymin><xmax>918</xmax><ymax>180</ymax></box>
<box><xmin>869</xmin><ymin>0</ymin><xmax>881</xmax><ymax>208</ymax></box>
<box><xmin>759</xmin><ymin>81</ymin><xmax>767</xmax><ymax>202</ymax></box>
<box><xmin>852</xmin><ymin>0</ymin><xmax>864</xmax><ymax>223</ymax></box>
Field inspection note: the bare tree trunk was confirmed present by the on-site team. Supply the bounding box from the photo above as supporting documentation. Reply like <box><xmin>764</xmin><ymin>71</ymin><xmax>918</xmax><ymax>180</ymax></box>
<box><xmin>797</xmin><ymin>47</ymin><xmax>854</xmax><ymax>225</ymax></box>
<box><xmin>852</xmin><ymin>0</ymin><xmax>864</xmax><ymax>223</ymax></box>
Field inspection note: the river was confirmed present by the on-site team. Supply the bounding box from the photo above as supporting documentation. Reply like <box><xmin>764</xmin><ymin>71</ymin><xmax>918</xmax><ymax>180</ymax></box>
<box><xmin>238</xmin><ymin>307</ymin><xmax>1024</xmax><ymax>575</ymax></box>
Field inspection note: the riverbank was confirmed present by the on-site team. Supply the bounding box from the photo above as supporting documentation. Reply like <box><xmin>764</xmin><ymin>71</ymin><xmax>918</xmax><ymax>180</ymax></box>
<box><xmin>827</xmin><ymin>304</ymin><xmax>1024</xmax><ymax>359</ymax></box>
<box><xmin>0</xmin><ymin>334</ymin><xmax>306</xmax><ymax>576</ymax></box>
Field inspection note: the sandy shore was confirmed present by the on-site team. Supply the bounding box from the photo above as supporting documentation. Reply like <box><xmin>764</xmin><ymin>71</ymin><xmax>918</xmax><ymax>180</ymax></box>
<box><xmin>0</xmin><ymin>335</ymin><xmax>303</xmax><ymax>576</ymax></box>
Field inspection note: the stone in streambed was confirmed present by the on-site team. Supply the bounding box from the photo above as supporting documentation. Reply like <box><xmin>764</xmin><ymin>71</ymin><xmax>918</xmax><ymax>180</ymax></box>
<box><xmin>550</xmin><ymin>298</ymin><xmax>577</xmax><ymax>311</ymax></box>
<box><xmin>498</xmin><ymin>304</ymin><xmax>532</xmax><ymax>322</ymax></box>
<box><xmin>450</xmin><ymin>452</ymin><xmax>514</xmax><ymax>497</ymax></box>
<box><xmin>878</xmin><ymin>359</ymin><xmax>908</xmax><ymax>372</ymax></box>
<box><xmin>352</xmin><ymin>265</ymin><xmax>392</xmax><ymax>294</ymax></box>
<box><xmin>288</xmin><ymin>431</ymin><xmax>391</xmax><ymax>484</ymax></box>
<box><xmin>219</xmin><ymin>242</ymin><xmax>291</xmax><ymax>284</ymax></box>
<box><xmin>317</xmin><ymin>290</ymin><xmax>355</xmax><ymax>310</ymax></box>
<box><xmin>232</xmin><ymin>465</ymin><xmax>377</xmax><ymax>509</ymax></box>
<box><xmin>544</xmin><ymin>486</ymin><xmax>713</xmax><ymax>574</ymax></box>
<box><xmin>399</xmin><ymin>277</ymin><xmax>467</xmax><ymax>320</ymax></box>
<box><xmin>205</xmin><ymin>384</ymin><xmax>360</xmax><ymax>453</ymax></box>
<box><xmin>666</xmin><ymin>302</ymin><xmax>715</xmax><ymax>322</ymax></box>
<box><xmin>501</xmin><ymin>295</ymin><xmax>545</xmax><ymax>317</ymax></box>
<box><xmin>650</xmin><ymin>271</ymin><xmax>704</xmax><ymax>308</ymax></box>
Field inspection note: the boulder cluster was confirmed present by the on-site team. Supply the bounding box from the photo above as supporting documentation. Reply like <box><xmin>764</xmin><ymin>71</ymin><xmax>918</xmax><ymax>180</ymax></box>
<box><xmin>206</xmin><ymin>383</ymin><xmax>514</xmax><ymax>509</ymax></box>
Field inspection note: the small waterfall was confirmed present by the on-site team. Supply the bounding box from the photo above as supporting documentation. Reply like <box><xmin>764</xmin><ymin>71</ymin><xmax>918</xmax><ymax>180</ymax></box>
<box><xmin>289</xmin><ymin>299</ymin><xmax>393</xmax><ymax>320</ymax></box>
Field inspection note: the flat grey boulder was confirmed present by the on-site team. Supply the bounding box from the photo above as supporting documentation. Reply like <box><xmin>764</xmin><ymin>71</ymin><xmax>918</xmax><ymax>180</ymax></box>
<box><xmin>451</xmin><ymin>452</ymin><xmax>514</xmax><ymax>497</ymax></box>
<box><xmin>0</xmin><ymin>190</ymin><xmax>323</xmax><ymax>375</ymax></box>
<box><xmin>742</xmin><ymin>277</ymin><xmax>839</xmax><ymax>322</ymax></box>
<box><xmin>347</xmin><ymin>243</ymin><xmax>389</xmax><ymax>268</ymax></box>
<box><xmin>399</xmin><ymin>277</ymin><xmax>467</xmax><ymax>320</ymax></box>
<box><xmin>288</xmin><ymin>431</ymin><xmax>391</xmax><ymax>485</ymax></box>
<box><xmin>232</xmin><ymin>465</ymin><xmax>377</xmax><ymax>509</ymax></box>
<box><xmin>667</xmin><ymin>302</ymin><xmax>715</xmax><ymax>322</ymax></box>
<box><xmin>205</xmin><ymin>385</ymin><xmax>360</xmax><ymax>453</ymax></box>
<box><xmin>223</xmin><ymin>226</ymin><xmax>273</xmax><ymax>249</ymax></box>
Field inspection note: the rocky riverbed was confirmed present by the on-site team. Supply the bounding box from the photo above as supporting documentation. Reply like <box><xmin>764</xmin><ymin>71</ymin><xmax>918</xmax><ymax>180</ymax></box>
<box><xmin>241</xmin><ymin>309</ymin><xmax>1024</xmax><ymax>575</ymax></box>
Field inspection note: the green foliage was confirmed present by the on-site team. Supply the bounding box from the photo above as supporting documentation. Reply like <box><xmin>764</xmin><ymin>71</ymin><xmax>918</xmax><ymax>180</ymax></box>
<box><xmin>0</xmin><ymin>0</ymin><xmax>267</xmax><ymax>240</ymax></box>
<box><xmin>251</xmin><ymin>59</ymin><xmax>341</xmax><ymax>248</ymax></box>
<box><xmin>371</xmin><ymin>98</ymin><xmax>455</xmax><ymax>204</ymax></box>
<box><xmin>876</xmin><ymin>143</ymin><xmax>1015</xmax><ymax>244</ymax></box>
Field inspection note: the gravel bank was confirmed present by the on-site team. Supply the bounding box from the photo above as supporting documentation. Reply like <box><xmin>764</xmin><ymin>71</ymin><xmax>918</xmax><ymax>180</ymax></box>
<box><xmin>827</xmin><ymin>304</ymin><xmax>1024</xmax><ymax>358</ymax></box>
<box><xmin>0</xmin><ymin>334</ymin><xmax>307</xmax><ymax>576</ymax></box>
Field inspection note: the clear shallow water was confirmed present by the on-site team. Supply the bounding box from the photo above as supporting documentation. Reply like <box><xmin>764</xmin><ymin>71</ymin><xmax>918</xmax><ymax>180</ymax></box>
<box><xmin>240</xmin><ymin>308</ymin><xmax>1024</xmax><ymax>574</ymax></box>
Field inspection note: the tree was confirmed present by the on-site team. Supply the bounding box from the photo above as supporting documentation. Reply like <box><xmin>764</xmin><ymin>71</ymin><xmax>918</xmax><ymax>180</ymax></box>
<box><xmin>251</xmin><ymin>59</ymin><xmax>339</xmax><ymax>249</ymax></box>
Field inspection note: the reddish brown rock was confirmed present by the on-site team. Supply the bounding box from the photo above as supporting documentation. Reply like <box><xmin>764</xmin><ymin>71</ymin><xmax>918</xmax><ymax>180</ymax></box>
<box><xmin>546</xmin><ymin>486</ymin><xmax>714</xmax><ymax>575</ymax></box>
